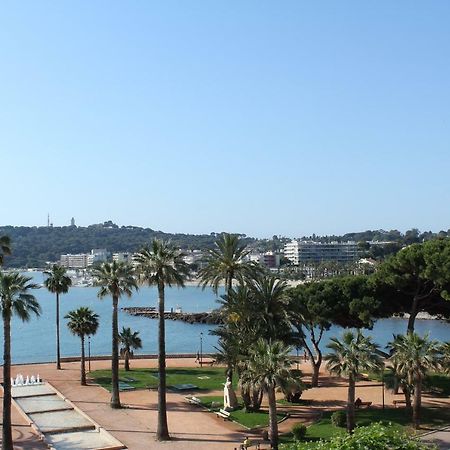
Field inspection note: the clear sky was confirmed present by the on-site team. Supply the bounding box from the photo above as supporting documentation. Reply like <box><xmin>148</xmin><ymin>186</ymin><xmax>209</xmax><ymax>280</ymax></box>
<box><xmin>1</xmin><ymin>1</ymin><xmax>449</xmax><ymax>238</ymax></box>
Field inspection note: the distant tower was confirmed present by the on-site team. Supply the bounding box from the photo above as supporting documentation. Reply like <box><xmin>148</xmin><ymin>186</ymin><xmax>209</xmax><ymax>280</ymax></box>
<box><xmin>71</xmin><ymin>217</ymin><xmax>75</xmax><ymax>227</ymax></box>
<box><xmin>47</xmin><ymin>213</ymin><xmax>50</xmax><ymax>227</ymax></box>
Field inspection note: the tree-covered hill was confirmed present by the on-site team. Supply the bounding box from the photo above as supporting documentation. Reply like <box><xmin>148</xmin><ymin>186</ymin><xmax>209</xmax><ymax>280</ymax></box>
<box><xmin>0</xmin><ymin>223</ymin><xmax>253</xmax><ymax>268</ymax></box>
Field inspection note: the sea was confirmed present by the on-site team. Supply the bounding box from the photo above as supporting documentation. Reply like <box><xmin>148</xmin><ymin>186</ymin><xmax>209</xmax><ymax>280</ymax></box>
<box><xmin>3</xmin><ymin>271</ymin><xmax>450</xmax><ymax>364</ymax></box>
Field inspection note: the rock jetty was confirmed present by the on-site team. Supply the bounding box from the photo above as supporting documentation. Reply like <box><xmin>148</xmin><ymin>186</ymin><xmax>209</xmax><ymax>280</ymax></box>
<box><xmin>122</xmin><ymin>307</ymin><xmax>223</xmax><ymax>325</ymax></box>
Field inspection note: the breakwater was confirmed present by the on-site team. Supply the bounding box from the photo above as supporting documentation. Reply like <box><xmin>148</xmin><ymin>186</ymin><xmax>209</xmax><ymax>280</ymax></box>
<box><xmin>122</xmin><ymin>307</ymin><xmax>223</xmax><ymax>325</ymax></box>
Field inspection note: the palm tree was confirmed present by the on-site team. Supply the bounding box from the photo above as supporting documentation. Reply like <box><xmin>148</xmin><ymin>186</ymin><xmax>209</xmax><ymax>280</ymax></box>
<box><xmin>389</xmin><ymin>333</ymin><xmax>439</xmax><ymax>429</ymax></box>
<box><xmin>441</xmin><ymin>342</ymin><xmax>450</xmax><ymax>372</ymax></box>
<box><xmin>134</xmin><ymin>239</ymin><xmax>189</xmax><ymax>441</ymax></box>
<box><xmin>325</xmin><ymin>330</ymin><xmax>383</xmax><ymax>433</ymax></box>
<box><xmin>65</xmin><ymin>307</ymin><xmax>99</xmax><ymax>386</ymax></box>
<box><xmin>242</xmin><ymin>339</ymin><xmax>296</xmax><ymax>450</ymax></box>
<box><xmin>93</xmin><ymin>261</ymin><xmax>138</xmax><ymax>408</ymax></box>
<box><xmin>44</xmin><ymin>265</ymin><xmax>72</xmax><ymax>369</ymax></box>
<box><xmin>198</xmin><ymin>233</ymin><xmax>258</xmax><ymax>296</ymax></box>
<box><xmin>0</xmin><ymin>236</ymin><xmax>11</xmax><ymax>266</ymax></box>
<box><xmin>119</xmin><ymin>327</ymin><xmax>142</xmax><ymax>371</ymax></box>
<box><xmin>0</xmin><ymin>272</ymin><xmax>40</xmax><ymax>450</ymax></box>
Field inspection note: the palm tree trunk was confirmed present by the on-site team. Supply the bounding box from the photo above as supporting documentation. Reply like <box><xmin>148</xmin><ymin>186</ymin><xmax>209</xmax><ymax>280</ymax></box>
<box><xmin>111</xmin><ymin>295</ymin><xmax>121</xmax><ymax>408</ymax></box>
<box><xmin>156</xmin><ymin>280</ymin><xmax>170</xmax><ymax>441</ymax></box>
<box><xmin>124</xmin><ymin>351</ymin><xmax>130</xmax><ymax>371</ymax></box>
<box><xmin>80</xmin><ymin>334</ymin><xmax>86</xmax><ymax>386</ymax></box>
<box><xmin>2</xmin><ymin>314</ymin><xmax>13</xmax><ymax>450</ymax></box>
<box><xmin>407</xmin><ymin>295</ymin><xmax>420</xmax><ymax>333</ymax></box>
<box><xmin>267</xmin><ymin>386</ymin><xmax>279</xmax><ymax>450</ymax></box>
<box><xmin>413</xmin><ymin>377</ymin><xmax>422</xmax><ymax>429</ymax></box>
<box><xmin>347</xmin><ymin>374</ymin><xmax>356</xmax><ymax>433</ymax></box>
<box><xmin>56</xmin><ymin>292</ymin><xmax>61</xmax><ymax>370</ymax></box>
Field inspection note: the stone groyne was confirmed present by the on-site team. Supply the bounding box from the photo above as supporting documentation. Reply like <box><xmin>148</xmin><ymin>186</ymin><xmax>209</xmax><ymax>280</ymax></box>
<box><xmin>122</xmin><ymin>307</ymin><xmax>223</xmax><ymax>325</ymax></box>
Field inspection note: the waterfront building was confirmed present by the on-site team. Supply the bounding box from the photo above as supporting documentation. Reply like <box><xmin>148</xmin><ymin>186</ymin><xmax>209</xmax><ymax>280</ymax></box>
<box><xmin>245</xmin><ymin>251</ymin><xmax>281</xmax><ymax>268</ymax></box>
<box><xmin>87</xmin><ymin>249</ymin><xmax>108</xmax><ymax>266</ymax></box>
<box><xmin>60</xmin><ymin>253</ymin><xmax>89</xmax><ymax>268</ymax></box>
<box><xmin>112</xmin><ymin>252</ymin><xmax>133</xmax><ymax>263</ymax></box>
<box><xmin>284</xmin><ymin>240</ymin><xmax>359</xmax><ymax>264</ymax></box>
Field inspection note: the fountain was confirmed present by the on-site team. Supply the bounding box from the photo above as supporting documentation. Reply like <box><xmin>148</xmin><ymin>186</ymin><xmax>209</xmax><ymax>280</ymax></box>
<box><xmin>11</xmin><ymin>374</ymin><xmax>43</xmax><ymax>387</ymax></box>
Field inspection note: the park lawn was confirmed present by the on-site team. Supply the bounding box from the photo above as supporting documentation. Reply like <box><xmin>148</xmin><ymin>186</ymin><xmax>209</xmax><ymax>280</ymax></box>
<box><xmin>193</xmin><ymin>395</ymin><xmax>286</xmax><ymax>429</ymax></box>
<box><xmin>91</xmin><ymin>367</ymin><xmax>229</xmax><ymax>391</ymax></box>
<box><xmin>230</xmin><ymin>409</ymin><xmax>286</xmax><ymax>429</ymax></box>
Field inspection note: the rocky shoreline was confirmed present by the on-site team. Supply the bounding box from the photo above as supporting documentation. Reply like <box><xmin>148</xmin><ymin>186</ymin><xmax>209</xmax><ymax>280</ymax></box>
<box><xmin>121</xmin><ymin>307</ymin><xmax>223</xmax><ymax>325</ymax></box>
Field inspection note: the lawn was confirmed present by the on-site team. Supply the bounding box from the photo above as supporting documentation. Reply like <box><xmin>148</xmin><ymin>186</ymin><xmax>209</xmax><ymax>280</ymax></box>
<box><xmin>91</xmin><ymin>367</ymin><xmax>230</xmax><ymax>392</ymax></box>
<box><xmin>190</xmin><ymin>395</ymin><xmax>287</xmax><ymax>429</ymax></box>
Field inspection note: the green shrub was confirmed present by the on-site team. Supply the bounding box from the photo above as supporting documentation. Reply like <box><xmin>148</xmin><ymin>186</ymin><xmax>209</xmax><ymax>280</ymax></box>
<box><xmin>331</xmin><ymin>411</ymin><xmax>346</xmax><ymax>428</ymax></box>
<box><xmin>281</xmin><ymin>422</ymin><xmax>437</xmax><ymax>449</ymax></box>
<box><xmin>292</xmin><ymin>423</ymin><xmax>307</xmax><ymax>440</ymax></box>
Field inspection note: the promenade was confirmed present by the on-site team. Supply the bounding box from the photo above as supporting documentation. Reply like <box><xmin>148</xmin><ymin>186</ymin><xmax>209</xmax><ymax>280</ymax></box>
<box><xmin>3</xmin><ymin>358</ymin><xmax>450</xmax><ymax>449</ymax></box>
<box><xmin>2</xmin><ymin>358</ymin><xmax>254</xmax><ymax>450</ymax></box>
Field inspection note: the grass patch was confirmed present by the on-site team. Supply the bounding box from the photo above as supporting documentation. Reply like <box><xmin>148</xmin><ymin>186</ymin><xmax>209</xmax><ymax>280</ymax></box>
<box><xmin>193</xmin><ymin>395</ymin><xmax>287</xmax><ymax>429</ymax></box>
<box><xmin>194</xmin><ymin>395</ymin><xmax>224</xmax><ymax>410</ymax></box>
<box><xmin>91</xmin><ymin>367</ymin><xmax>231</xmax><ymax>392</ymax></box>
<box><xmin>229</xmin><ymin>409</ymin><xmax>286</xmax><ymax>429</ymax></box>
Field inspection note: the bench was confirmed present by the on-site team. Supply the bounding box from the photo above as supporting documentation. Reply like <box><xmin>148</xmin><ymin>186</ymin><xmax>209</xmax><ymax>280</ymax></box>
<box><xmin>198</xmin><ymin>360</ymin><xmax>215</xmax><ymax>367</ymax></box>
<box><xmin>355</xmin><ymin>401</ymin><xmax>372</xmax><ymax>409</ymax></box>
<box><xmin>186</xmin><ymin>396</ymin><xmax>202</xmax><ymax>406</ymax></box>
<box><xmin>215</xmin><ymin>409</ymin><xmax>230</xmax><ymax>420</ymax></box>
<box><xmin>393</xmin><ymin>399</ymin><xmax>406</xmax><ymax>407</ymax></box>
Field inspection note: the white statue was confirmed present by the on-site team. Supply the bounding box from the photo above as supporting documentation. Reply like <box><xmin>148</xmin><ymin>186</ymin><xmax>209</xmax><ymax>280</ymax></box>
<box><xmin>223</xmin><ymin>376</ymin><xmax>238</xmax><ymax>410</ymax></box>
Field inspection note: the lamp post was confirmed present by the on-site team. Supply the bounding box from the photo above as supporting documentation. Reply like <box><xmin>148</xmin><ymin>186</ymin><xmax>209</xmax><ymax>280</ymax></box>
<box><xmin>88</xmin><ymin>336</ymin><xmax>91</xmax><ymax>373</ymax></box>
<box><xmin>296</xmin><ymin>347</ymin><xmax>299</xmax><ymax>371</ymax></box>
<box><xmin>381</xmin><ymin>370</ymin><xmax>385</xmax><ymax>411</ymax></box>
<box><xmin>200</xmin><ymin>332</ymin><xmax>203</xmax><ymax>365</ymax></box>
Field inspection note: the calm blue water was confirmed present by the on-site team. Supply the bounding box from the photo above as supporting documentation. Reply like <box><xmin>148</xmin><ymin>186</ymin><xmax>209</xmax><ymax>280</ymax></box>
<box><xmin>2</xmin><ymin>272</ymin><xmax>450</xmax><ymax>364</ymax></box>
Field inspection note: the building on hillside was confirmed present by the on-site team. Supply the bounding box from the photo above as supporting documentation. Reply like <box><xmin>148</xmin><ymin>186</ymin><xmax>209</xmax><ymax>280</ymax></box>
<box><xmin>60</xmin><ymin>253</ymin><xmax>89</xmax><ymax>269</ymax></box>
<box><xmin>284</xmin><ymin>240</ymin><xmax>359</xmax><ymax>265</ymax></box>
<box><xmin>283</xmin><ymin>240</ymin><xmax>301</xmax><ymax>265</ymax></box>
<box><xmin>87</xmin><ymin>249</ymin><xmax>108</xmax><ymax>266</ymax></box>
<box><xmin>112</xmin><ymin>252</ymin><xmax>133</xmax><ymax>264</ymax></box>
<box><xmin>245</xmin><ymin>251</ymin><xmax>281</xmax><ymax>268</ymax></box>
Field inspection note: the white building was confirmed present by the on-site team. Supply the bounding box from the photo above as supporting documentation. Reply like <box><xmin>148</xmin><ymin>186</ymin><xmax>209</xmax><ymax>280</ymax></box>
<box><xmin>112</xmin><ymin>252</ymin><xmax>133</xmax><ymax>264</ymax></box>
<box><xmin>284</xmin><ymin>240</ymin><xmax>359</xmax><ymax>265</ymax></box>
<box><xmin>284</xmin><ymin>241</ymin><xmax>301</xmax><ymax>265</ymax></box>
<box><xmin>87</xmin><ymin>249</ymin><xmax>108</xmax><ymax>266</ymax></box>
<box><xmin>60</xmin><ymin>254</ymin><xmax>89</xmax><ymax>269</ymax></box>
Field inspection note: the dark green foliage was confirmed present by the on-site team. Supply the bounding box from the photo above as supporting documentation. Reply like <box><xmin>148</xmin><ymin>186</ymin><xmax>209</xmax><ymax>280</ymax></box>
<box><xmin>0</xmin><ymin>225</ymin><xmax>254</xmax><ymax>268</ymax></box>
<box><xmin>331</xmin><ymin>411</ymin><xmax>346</xmax><ymax>428</ymax></box>
<box><xmin>292</xmin><ymin>423</ymin><xmax>307</xmax><ymax>440</ymax></box>
<box><xmin>283</xmin><ymin>422</ymin><xmax>437</xmax><ymax>449</ymax></box>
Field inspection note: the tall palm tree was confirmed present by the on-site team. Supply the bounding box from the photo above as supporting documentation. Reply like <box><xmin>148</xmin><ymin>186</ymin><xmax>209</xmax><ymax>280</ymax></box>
<box><xmin>242</xmin><ymin>339</ymin><xmax>296</xmax><ymax>450</ymax></box>
<box><xmin>65</xmin><ymin>307</ymin><xmax>99</xmax><ymax>386</ymax></box>
<box><xmin>44</xmin><ymin>265</ymin><xmax>72</xmax><ymax>369</ymax></box>
<box><xmin>325</xmin><ymin>330</ymin><xmax>383</xmax><ymax>433</ymax></box>
<box><xmin>198</xmin><ymin>233</ymin><xmax>257</xmax><ymax>296</ymax></box>
<box><xmin>119</xmin><ymin>326</ymin><xmax>142</xmax><ymax>371</ymax></box>
<box><xmin>0</xmin><ymin>235</ymin><xmax>11</xmax><ymax>266</ymax></box>
<box><xmin>135</xmin><ymin>239</ymin><xmax>189</xmax><ymax>441</ymax></box>
<box><xmin>93</xmin><ymin>261</ymin><xmax>137</xmax><ymax>408</ymax></box>
<box><xmin>0</xmin><ymin>272</ymin><xmax>40</xmax><ymax>450</ymax></box>
<box><xmin>248</xmin><ymin>275</ymin><xmax>292</xmax><ymax>343</ymax></box>
<box><xmin>389</xmin><ymin>333</ymin><xmax>440</xmax><ymax>429</ymax></box>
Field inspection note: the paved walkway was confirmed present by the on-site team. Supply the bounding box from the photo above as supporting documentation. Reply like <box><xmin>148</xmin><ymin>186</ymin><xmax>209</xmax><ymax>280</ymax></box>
<box><xmin>422</xmin><ymin>427</ymin><xmax>450</xmax><ymax>449</ymax></box>
<box><xmin>3</xmin><ymin>359</ymin><xmax>257</xmax><ymax>450</ymax></box>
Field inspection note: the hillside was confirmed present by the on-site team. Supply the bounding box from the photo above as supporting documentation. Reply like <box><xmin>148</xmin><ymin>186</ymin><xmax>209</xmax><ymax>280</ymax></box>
<box><xmin>0</xmin><ymin>223</ymin><xmax>253</xmax><ymax>268</ymax></box>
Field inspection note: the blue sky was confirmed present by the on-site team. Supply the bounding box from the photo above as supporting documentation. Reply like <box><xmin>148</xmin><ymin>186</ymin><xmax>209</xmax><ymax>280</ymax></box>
<box><xmin>1</xmin><ymin>1</ymin><xmax>449</xmax><ymax>238</ymax></box>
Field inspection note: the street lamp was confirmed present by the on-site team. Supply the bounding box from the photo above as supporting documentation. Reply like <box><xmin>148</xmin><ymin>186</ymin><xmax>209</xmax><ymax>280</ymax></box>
<box><xmin>200</xmin><ymin>332</ymin><xmax>203</xmax><ymax>365</ymax></box>
<box><xmin>296</xmin><ymin>347</ymin><xmax>299</xmax><ymax>371</ymax></box>
<box><xmin>88</xmin><ymin>336</ymin><xmax>91</xmax><ymax>373</ymax></box>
